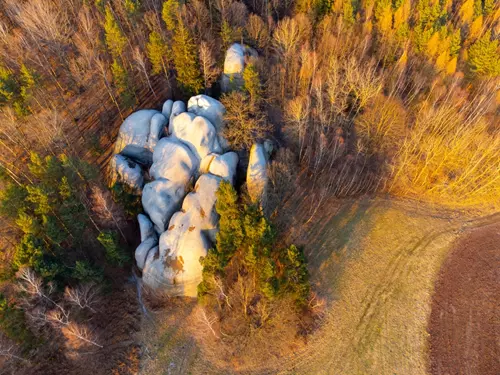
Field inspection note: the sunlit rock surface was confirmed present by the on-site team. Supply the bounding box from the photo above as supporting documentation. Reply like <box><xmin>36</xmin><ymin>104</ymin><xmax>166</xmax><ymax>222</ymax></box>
<box><xmin>114</xmin><ymin>110</ymin><xmax>161</xmax><ymax>155</ymax></box>
<box><xmin>142</xmin><ymin>178</ymin><xmax>187</xmax><ymax>234</ymax></box>
<box><xmin>169</xmin><ymin>112</ymin><xmax>222</xmax><ymax>160</ymax></box>
<box><xmin>221</xmin><ymin>43</ymin><xmax>258</xmax><ymax>92</ymax></box>
<box><xmin>142</xmin><ymin>228</ymin><xmax>209</xmax><ymax>296</ymax></box>
<box><xmin>209</xmin><ymin>152</ymin><xmax>239</xmax><ymax>185</ymax></box>
<box><xmin>149</xmin><ymin>137</ymin><xmax>198</xmax><ymax>182</ymax></box>
<box><xmin>170</xmin><ymin>100</ymin><xmax>186</xmax><ymax>125</ymax></box>
<box><xmin>247</xmin><ymin>143</ymin><xmax>268</xmax><ymax>205</ymax></box>
<box><xmin>142</xmin><ymin>172</ymin><xmax>236</xmax><ymax>297</ymax></box>
<box><xmin>187</xmin><ymin>95</ymin><xmax>228</xmax><ymax>149</ymax></box>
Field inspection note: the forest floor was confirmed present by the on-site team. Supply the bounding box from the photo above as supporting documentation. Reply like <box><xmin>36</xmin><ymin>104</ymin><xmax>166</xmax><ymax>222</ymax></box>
<box><xmin>135</xmin><ymin>193</ymin><xmax>500</xmax><ymax>374</ymax></box>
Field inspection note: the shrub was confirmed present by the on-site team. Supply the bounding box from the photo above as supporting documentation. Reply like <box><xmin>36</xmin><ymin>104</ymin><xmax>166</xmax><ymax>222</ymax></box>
<box><xmin>97</xmin><ymin>230</ymin><xmax>129</xmax><ymax>267</ymax></box>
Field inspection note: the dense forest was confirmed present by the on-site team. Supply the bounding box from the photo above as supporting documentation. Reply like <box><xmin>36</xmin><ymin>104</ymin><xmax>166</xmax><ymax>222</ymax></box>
<box><xmin>0</xmin><ymin>0</ymin><xmax>498</xmax><ymax>373</ymax></box>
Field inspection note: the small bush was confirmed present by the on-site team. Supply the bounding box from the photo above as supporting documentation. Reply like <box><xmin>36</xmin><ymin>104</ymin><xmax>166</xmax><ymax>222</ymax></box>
<box><xmin>98</xmin><ymin>230</ymin><xmax>129</xmax><ymax>267</ymax></box>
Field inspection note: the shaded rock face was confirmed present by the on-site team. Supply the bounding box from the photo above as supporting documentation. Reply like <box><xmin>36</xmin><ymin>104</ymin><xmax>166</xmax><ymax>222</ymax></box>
<box><xmin>110</xmin><ymin>95</ymin><xmax>243</xmax><ymax>297</ymax></box>
<box><xmin>109</xmin><ymin>154</ymin><xmax>144</xmax><ymax>192</ymax></box>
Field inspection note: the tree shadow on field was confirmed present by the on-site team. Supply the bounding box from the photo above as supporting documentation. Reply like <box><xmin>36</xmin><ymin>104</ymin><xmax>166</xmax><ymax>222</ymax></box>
<box><xmin>300</xmin><ymin>197</ymin><xmax>382</xmax><ymax>301</ymax></box>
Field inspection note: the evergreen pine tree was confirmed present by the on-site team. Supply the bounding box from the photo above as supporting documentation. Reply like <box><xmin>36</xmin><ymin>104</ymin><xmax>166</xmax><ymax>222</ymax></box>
<box><xmin>162</xmin><ymin>0</ymin><xmax>180</xmax><ymax>31</ymax></box>
<box><xmin>467</xmin><ymin>32</ymin><xmax>500</xmax><ymax>77</ymax></box>
<box><xmin>146</xmin><ymin>31</ymin><xmax>168</xmax><ymax>75</ymax></box>
<box><xmin>111</xmin><ymin>59</ymin><xmax>135</xmax><ymax>107</ymax></box>
<box><xmin>243</xmin><ymin>63</ymin><xmax>262</xmax><ymax>107</ymax></box>
<box><xmin>171</xmin><ymin>18</ymin><xmax>203</xmax><ymax>95</ymax></box>
<box><xmin>104</xmin><ymin>6</ymin><xmax>127</xmax><ymax>58</ymax></box>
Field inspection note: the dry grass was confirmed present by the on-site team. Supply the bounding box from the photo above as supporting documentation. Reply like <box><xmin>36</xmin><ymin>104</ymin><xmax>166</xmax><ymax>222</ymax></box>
<box><xmin>137</xmin><ymin>197</ymin><xmax>499</xmax><ymax>374</ymax></box>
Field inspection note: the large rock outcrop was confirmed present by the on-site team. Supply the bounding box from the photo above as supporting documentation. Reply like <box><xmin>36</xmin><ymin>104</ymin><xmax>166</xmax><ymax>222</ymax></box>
<box><xmin>221</xmin><ymin>43</ymin><xmax>258</xmax><ymax>92</ymax></box>
<box><xmin>142</xmin><ymin>160</ymin><xmax>237</xmax><ymax>297</ymax></box>
<box><xmin>141</xmin><ymin>178</ymin><xmax>187</xmax><ymax>234</ymax></box>
<box><xmin>114</xmin><ymin>110</ymin><xmax>165</xmax><ymax>156</ymax></box>
<box><xmin>247</xmin><ymin>143</ymin><xmax>269</xmax><ymax>205</ymax></box>
<box><xmin>114</xmin><ymin>96</ymin><xmax>240</xmax><ymax>297</ymax></box>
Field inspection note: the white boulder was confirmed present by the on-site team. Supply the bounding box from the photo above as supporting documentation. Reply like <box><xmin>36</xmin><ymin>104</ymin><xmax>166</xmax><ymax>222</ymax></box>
<box><xmin>169</xmin><ymin>100</ymin><xmax>186</xmax><ymax>126</ymax></box>
<box><xmin>120</xmin><ymin>145</ymin><xmax>153</xmax><ymax>166</ymax></box>
<box><xmin>221</xmin><ymin>43</ymin><xmax>258</xmax><ymax>92</ymax></box>
<box><xmin>114</xmin><ymin>109</ymin><xmax>160</xmax><ymax>156</ymax></box>
<box><xmin>247</xmin><ymin>143</ymin><xmax>268</xmax><ymax>205</ymax></box>
<box><xmin>142</xmin><ymin>178</ymin><xmax>187</xmax><ymax>233</ymax></box>
<box><xmin>209</xmin><ymin>152</ymin><xmax>239</xmax><ymax>184</ymax></box>
<box><xmin>142</xmin><ymin>228</ymin><xmax>210</xmax><ymax>296</ymax></box>
<box><xmin>188</xmin><ymin>95</ymin><xmax>228</xmax><ymax>150</ymax></box>
<box><xmin>147</xmin><ymin>113</ymin><xmax>168</xmax><ymax>151</ymax></box>
<box><xmin>135</xmin><ymin>238</ymin><xmax>158</xmax><ymax>270</ymax></box>
<box><xmin>141</xmin><ymin>171</ymin><xmax>238</xmax><ymax>294</ymax></box>
<box><xmin>138</xmin><ymin>214</ymin><xmax>156</xmax><ymax>242</ymax></box>
<box><xmin>149</xmin><ymin>137</ymin><xmax>198</xmax><ymax>182</ymax></box>
<box><xmin>224</xmin><ymin>43</ymin><xmax>245</xmax><ymax>75</ymax></box>
<box><xmin>187</xmin><ymin>95</ymin><xmax>225</xmax><ymax>132</ymax></box>
<box><xmin>170</xmin><ymin>113</ymin><xmax>222</xmax><ymax>160</ymax></box>
<box><xmin>109</xmin><ymin>154</ymin><xmax>144</xmax><ymax>192</ymax></box>
<box><xmin>182</xmin><ymin>173</ymin><xmax>224</xmax><ymax>241</ymax></box>
<box><xmin>162</xmin><ymin>99</ymin><xmax>174</xmax><ymax>119</ymax></box>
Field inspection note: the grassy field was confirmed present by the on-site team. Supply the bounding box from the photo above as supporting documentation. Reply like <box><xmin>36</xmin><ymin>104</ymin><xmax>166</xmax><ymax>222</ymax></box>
<box><xmin>136</xmin><ymin>197</ymin><xmax>498</xmax><ymax>374</ymax></box>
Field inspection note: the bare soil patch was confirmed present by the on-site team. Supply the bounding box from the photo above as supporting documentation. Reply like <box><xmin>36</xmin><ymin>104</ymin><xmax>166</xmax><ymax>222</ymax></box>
<box><xmin>429</xmin><ymin>223</ymin><xmax>500</xmax><ymax>375</ymax></box>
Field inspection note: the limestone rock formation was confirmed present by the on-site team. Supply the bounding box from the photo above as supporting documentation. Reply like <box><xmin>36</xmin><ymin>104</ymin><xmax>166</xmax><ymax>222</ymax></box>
<box><xmin>110</xmin><ymin>95</ymin><xmax>243</xmax><ymax>297</ymax></box>
<box><xmin>147</xmin><ymin>113</ymin><xmax>168</xmax><ymax>151</ymax></box>
<box><xmin>247</xmin><ymin>143</ymin><xmax>269</xmax><ymax>205</ymax></box>
<box><xmin>187</xmin><ymin>95</ymin><xmax>228</xmax><ymax>149</ymax></box>
<box><xmin>169</xmin><ymin>112</ymin><xmax>222</xmax><ymax>160</ymax></box>
<box><xmin>142</xmin><ymin>172</ymin><xmax>235</xmax><ymax>297</ymax></box>
<box><xmin>142</xmin><ymin>178</ymin><xmax>186</xmax><ymax>233</ymax></box>
<box><xmin>170</xmin><ymin>100</ymin><xmax>186</xmax><ymax>125</ymax></box>
<box><xmin>208</xmin><ymin>152</ymin><xmax>239</xmax><ymax>184</ymax></box>
<box><xmin>221</xmin><ymin>43</ymin><xmax>258</xmax><ymax>92</ymax></box>
<box><xmin>114</xmin><ymin>110</ymin><xmax>162</xmax><ymax>155</ymax></box>
<box><xmin>142</xmin><ymin>228</ymin><xmax>209</xmax><ymax>296</ymax></box>
<box><xmin>109</xmin><ymin>154</ymin><xmax>144</xmax><ymax>192</ymax></box>
<box><xmin>135</xmin><ymin>238</ymin><xmax>158</xmax><ymax>270</ymax></box>
<box><xmin>162</xmin><ymin>99</ymin><xmax>173</xmax><ymax>119</ymax></box>
<box><xmin>138</xmin><ymin>213</ymin><xmax>156</xmax><ymax>242</ymax></box>
<box><xmin>149</xmin><ymin>137</ymin><xmax>198</xmax><ymax>182</ymax></box>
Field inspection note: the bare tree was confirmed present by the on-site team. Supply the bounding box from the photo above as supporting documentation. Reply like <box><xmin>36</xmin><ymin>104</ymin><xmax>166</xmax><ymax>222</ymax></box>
<box><xmin>17</xmin><ymin>268</ymin><xmax>103</xmax><ymax>348</ymax></box>
<box><xmin>197</xmin><ymin>308</ymin><xmax>220</xmax><ymax>339</ymax></box>
<box><xmin>213</xmin><ymin>276</ymin><xmax>232</xmax><ymax>308</ymax></box>
<box><xmin>90</xmin><ymin>185</ymin><xmax>127</xmax><ymax>241</ymax></box>
<box><xmin>0</xmin><ymin>337</ymin><xmax>28</xmax><ymax>364</ymax></box>
<box><xmin>133</xmin><ymin>47</ymin><xmax>156</xmax><ymax>97</ymax></box>
<box><xmin>6</xmin><ymin>0</ymin><xmax>71</xmax><ymax>48</ymax></box>
<box><xmin>199</xmin><ymin>41</ymin><xmax>220</xmax><ymax>93</ymax></box>
<box><xmin>64</xmin><ymin>283</ymin><xmax>101</xmax><ymax>313</ymax></box>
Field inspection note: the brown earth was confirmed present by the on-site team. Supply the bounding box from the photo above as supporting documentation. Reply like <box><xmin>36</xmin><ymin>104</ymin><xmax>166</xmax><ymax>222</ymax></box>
<box><xmin>429</xmin><ymin>223</ymin><xmax>500</xmax><ymax>375</ymax></box>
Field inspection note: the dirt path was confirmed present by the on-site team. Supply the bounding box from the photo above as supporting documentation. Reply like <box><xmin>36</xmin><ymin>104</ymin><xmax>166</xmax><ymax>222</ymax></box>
<box><xmin>428</xmin><ymin>222</ymin><xmax>500</xmax><ymax>375</ymax></box>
